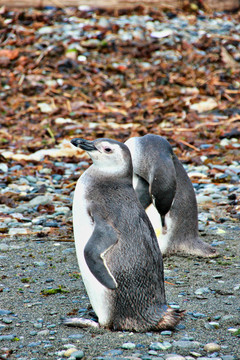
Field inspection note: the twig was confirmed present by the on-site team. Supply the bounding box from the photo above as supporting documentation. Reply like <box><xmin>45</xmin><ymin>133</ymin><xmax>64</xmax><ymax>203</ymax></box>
<box><xmin>165</xmin><ymin>281</ymin><xmax>176</xmax><ymax>286</ymax></box>
<box><xmin>64</xmin><ymin>181</ymin><xmax>77</xmax><ymax>189</ymax></box>
<box><xmin>175</xmin><ymin>139</ymin><xmax>200</xmax><ymax>152</ymax></box>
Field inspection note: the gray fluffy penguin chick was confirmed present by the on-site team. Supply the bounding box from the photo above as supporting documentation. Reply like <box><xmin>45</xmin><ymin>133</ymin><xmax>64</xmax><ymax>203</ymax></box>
<box><xmin>125</xmin><ymin>134</ymin><xmax>217</xmax><ymax>258</ymax></box>
<box><xmin>65</xmin><ymin>137</ymin><xmax>183</xmax><ymax>332</ymax></box>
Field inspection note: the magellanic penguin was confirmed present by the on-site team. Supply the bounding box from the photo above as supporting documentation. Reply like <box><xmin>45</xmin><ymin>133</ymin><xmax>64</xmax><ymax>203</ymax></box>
<box><xmin>65</xmin><ymin>137</ymin><xmax>183</xmax><ymax>332</ymax></box>
<box><xmin>125</xmin><ymin>134</ymin><xmax>217</xmax><ymax>258</ymax></box>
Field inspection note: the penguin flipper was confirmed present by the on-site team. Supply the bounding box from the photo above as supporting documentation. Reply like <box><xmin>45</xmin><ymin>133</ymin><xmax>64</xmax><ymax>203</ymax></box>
<box><xmin>150</xmin><ymin>160</ymin><xmax>176</xmax><ymax>219</ymax></box>
<box><xmin>133</xmin><ymin>173</ymin><xmax>152</xmax><ymax>209</ymax></box>
<box><xmin>84</xmin><ymin>217</ymin><xmax>118</xmax><ymax>290</ymax></box>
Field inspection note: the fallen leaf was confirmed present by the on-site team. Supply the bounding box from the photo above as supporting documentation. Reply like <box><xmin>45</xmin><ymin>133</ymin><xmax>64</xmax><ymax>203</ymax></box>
<box><xmin>189</xmin><ymin>98</ymin><xmax>218</xmax><ymax>112</ymax></box>
<box><xmin>221</xmin><ymin>47</ymin><xmax>240</xmax><ymax>69</ymax></box>
<box><xmin>0</xmin><ymin>49</ymin><xmax>19</xmax><ymax>60</ymax></box>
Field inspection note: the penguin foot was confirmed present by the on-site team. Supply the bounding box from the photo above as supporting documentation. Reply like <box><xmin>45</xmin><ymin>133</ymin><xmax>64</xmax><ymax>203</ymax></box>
<box><xmin>63</xmin><ymin>317</ymin><xmax>99</xmax><ymax>328</ymax></box>
<box><xmin>165</xmin><ymin>239</ymin><xmax>218</xmax><ymax>258</ymax></box>
<box><xmin>157</xmin><ymin>308</ymin><xmax>185</xmax><ymax>330</ymax></box>
<box><xmin>183</xmin><ymin>240</ymin><xmax>218</xmax><ymax>258</ymax></box>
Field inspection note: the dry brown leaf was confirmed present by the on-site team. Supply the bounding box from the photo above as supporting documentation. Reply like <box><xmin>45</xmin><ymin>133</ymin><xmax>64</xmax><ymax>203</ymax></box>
<box><xmin>221</xmin><ymin>47</ymin><xmax>240</xmax><ymax>70</ymax></box>
<box><xmin>0</xmin><ymin>49</ymin><xmax>19</xmax><ymax>60</ymax></box>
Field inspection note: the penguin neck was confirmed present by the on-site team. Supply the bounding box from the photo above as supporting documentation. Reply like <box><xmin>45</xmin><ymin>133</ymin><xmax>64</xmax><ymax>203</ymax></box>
<box><xmin>87</xmin><ymin>164</ymin><xmax>133</xmax><ymax>186</ymax></box>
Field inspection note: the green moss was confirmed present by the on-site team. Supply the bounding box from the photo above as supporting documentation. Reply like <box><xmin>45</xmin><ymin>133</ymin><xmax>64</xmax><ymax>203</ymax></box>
<box><xmin>41</xmin><ymin>286</ymin><xmax>69</xmax><ymax>296</ymax></box>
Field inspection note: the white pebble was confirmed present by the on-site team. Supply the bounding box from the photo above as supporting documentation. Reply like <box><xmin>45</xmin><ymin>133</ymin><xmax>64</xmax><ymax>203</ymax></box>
<box><xmin>204</xmin><ymin>342</ymin><xmax>221</xmax><ymax>352</ymax></box>
<box><xmin>121</xmin><ymin>342</ymin><xmax>136</xmax><ymax>350</ymax></box>
<box><xmin>0</xmin><ymin>163</ymin><xmax>8</xmax><ymax>173</ymax></box>
<box><xmin>9</xmin><ymin>228</ymin><xmax>28</xmax><ymax>236</ymax></box>
<box><xmin>64</xmin><ymin>348</ymin><xmax>78</xmax><ymax>357</ymax></box>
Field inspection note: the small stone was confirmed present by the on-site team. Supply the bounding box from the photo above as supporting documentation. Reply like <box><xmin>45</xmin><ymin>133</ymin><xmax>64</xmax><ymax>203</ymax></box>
<box><xmin>69</xmin><ymin>350</ymin><xmax>85</xmax><ymax>359</ymax></box>
<box><xmin>221</xmin><ymin>356</ymin><xmax>235</xmax><ymax>360</ymax></box>
<box><xmin>63</xmin><ymin>343</ymin><xmax>76</xmax><ymax>349</ymax></box>
<box><xmin>213</xmin><ymin>274</ymin><xmax>223</xmax><ymax>279</ymax></box>
<box><xmin>38</xmin><ymin>102</ymin><xmax>53</xmax><ymax>113</ymax></box>
<box><xmin>37</xmin><ymin>330</ymin><xmax>50</xmax><ymax>336</ymax></box>
<box><xmin>150</xmin><ymin>341</ymin><xmax>172</xmax><ymax>351</ymax></box>
<box><xmin>28</xmin><ymin>195</ymin><xmax>52</xmax><ymax>207</ymax></box>
<box><xmin>173</xmin><ymin>340</ymin><xmax>200</xmax><ymax>349</ymax></box>
<box><xmin>160</xmin><ymin>330</ymin><xmax>172</xmax><ymax>336</ymax></box>
<box><xmin>189</xmin><ymin>352</ymin><xmax>201</xmax><ymax>357</ymax></box>
<box><xmin>149</xmin><ymin>350</ymin><xmax>158</xmax><ymax>355</ymax></box>
<box><xmin>194</xmin><ymin>287</ymin><xmax>210</xmax><ymax>295</ymax></box>
<box><xmin>68</xmin><ymin>334</ymin><xmax>84</xmax><ymax>340</ymax></box>
<box><xmin>208</xmin><ymin>321</ymin><xmax>220</xmax><ymax>329</ymax></box>
<box><xmin>122</xmin><ymin>342</ymin><xmax>136</xmax><ymax>350</ymax></box>
<box><xmin>227</xmin><ymin>327</ymin><xmax>238</xmax><ymax>333</ymax></box>
<box><xmin>34</xmin><ymin>261</ymin><xmax>46</xmax><ymax>267</ymax></box>
<box><xmin>0</xmin><ymin>244</ymin><xmax>9</xmax><ymax>251</ymax></box>
<box><xmin>64</xmin><ymin>347</ymin><xmax>78</xmax><ymax>357</ymax></box>
<box><xmin>203</xmin><ymin>343</ymin><xmax>221</xmax><ymax>352</ymax></box>
<box><xmin>27</xmin><ymin>341</ymin><xmax>42</xmax><ymax>347</ymax></box>
<box><xmin>151</xmin><ymin>29</ymin><xmax>173</xmax><ymax>38</ymax></box>
<box><xmin>196</xmin><ymin>195</ymin><xmax>211</xmax><ymax>204</ymax></box>
<box><xmin>9</xmin><ymin>228</ymin><xmax>28</xmax><ymax>236</ymax></box>
<box><xmin>165</xmin><ymin>355</ymin><xmax>186</xmax><ymax>360</ymax></box>
<box><xmin>169</xmin><ymin>304</ymin><xmax>180</xmax><ymax>310</ymax></box>
<box><xmin>2</xmin><ymin>317</ymin><xmax>13</xmax><ymax>324</ymax></box>
<box><xmin>0</xmin><ymin>163</ymin><xmax>8</xmax><ymax>173</ymax></box>
<box><xmin>0</xmin><ymin>309</ymin><xmax>13</xmax><ymax>316</ymax></box>
<box><xmin>0</xmin><ymin>334</ymin><xmax>16</xmax><ymax>341</ymax></box>
<box><xmin>192</xmin><ymin>312</ymin><xmax>207</xmax><ymax>318</ymax></box>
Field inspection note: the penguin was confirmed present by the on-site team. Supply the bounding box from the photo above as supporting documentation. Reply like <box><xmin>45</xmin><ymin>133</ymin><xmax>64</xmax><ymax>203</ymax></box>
<box><xmin>125</xmin><ymin>134</ymin><xmax>217</xmax><ymax>258</ymax></box>
<box><xmin>65</xmin><ymin>137</ymin><xmax>183</xmax><ymax>332</ymax></box>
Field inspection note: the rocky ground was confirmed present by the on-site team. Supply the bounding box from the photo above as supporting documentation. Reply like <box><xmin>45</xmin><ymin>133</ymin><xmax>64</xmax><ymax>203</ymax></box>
<box><xmin>0</xmin><ymin>157</ymin><xmax>240</xmax><ymax>360</ymax></box>
<box><xmin>0</xmin><ymin>222</ymin><xmax>239</xmax><ymax>360</ymax></box>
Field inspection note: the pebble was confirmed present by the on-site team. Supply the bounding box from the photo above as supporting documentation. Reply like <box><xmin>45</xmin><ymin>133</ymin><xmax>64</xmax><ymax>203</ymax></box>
<box><xmin>0</xmin><ymin>309</ymin><xmax>13</xmax><ymax>316</ymax></box>
<box><xmin>165</xmin><ymin>355</ymin><xmax>185</xmax><ymax>360</ymax></box>
<box><xmin>150</xmin><ymin>341</ymin><xmax>172</xmax><ymax>351</ymax></box>
<box><xmin>64</xmin><ymin>347</ymin><xmax>78</xmax><ymax>357</ymax></box>
<box><xmin>203</xmin><ymin>343</ymin><xmax>221</xmax><ymax>352</ymax></box>
<box><xmin>0</xmin><ymin>163</ymin><xmax>8</xmax><ymax>173</ymax></box>
<box><xmin>0</xmin><ymin>244</ymin><xmax>9</xmax><ymax>251</ymax></box>
<box><xmin>194</xmin><ymin>287</ymin><xmax>210</xmax><ymax>295</ymax></box>
<box><xmin>68</xmin><ymin>334</ymin><xmax>84</xmax><ymax>340</ymax></box>
<box><xmin>2</xmin><ymin>317</ymin><xmax>13</xmax><ymax>324</ymax></box>
<box><xmin>69</xmin><ymin>350</ymin><xmax>85</xmax><ymax>359</ymax></box>
<box><xmin>173</xmin><ymin>340</ymin><xmax>200</xmax><ymax>349</ymax></box>
<box><xmin>0</xmin><ymin>334</ymin><xmax>16</xmax><ymax>341</ymax></box>
<box><xmin>161</xmin><ymin>331</ymin><xmax>172</xmax><ymax>336</ymax></box>
<box><xmin>208</xmin><ymin>321</ymin><xmax>220</xmax><ymax>329</ymax></box>
<box><xmin>121</xmin><ymin>342</ymin><xmax>136</xmax><ymax>350</ymax></box>
<box><xmin>28</xmin><ymin>195</ymin><xmax>52</xmax><ymax>207</ymax></box>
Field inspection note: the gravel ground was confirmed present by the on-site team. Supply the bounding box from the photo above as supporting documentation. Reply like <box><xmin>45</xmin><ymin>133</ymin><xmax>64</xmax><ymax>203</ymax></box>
<box><xmin>0</xmin><ymin>223</ymin><xmax>239</xmax><ymax>360</ymax></box>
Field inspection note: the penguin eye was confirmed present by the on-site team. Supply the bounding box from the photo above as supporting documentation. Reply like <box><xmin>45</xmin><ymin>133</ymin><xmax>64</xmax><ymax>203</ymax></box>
<box><xmin>104</xmin><ymin>147</ymin><xmax>112</xmax><ymax>153</ymax></box>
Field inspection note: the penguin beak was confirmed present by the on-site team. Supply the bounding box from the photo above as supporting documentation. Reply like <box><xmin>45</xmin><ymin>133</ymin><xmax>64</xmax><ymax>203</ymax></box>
<box><xmin>71</xmin><ymin>138</ymin><xmax>98</xmax><ymax>152</ymax></box>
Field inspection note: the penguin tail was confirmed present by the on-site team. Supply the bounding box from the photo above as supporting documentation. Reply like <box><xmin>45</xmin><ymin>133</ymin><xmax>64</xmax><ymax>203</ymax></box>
<box><xmin>157</xmin><ymin>308</ymin><xmax>185</xmax><ymax>330</ymax></box>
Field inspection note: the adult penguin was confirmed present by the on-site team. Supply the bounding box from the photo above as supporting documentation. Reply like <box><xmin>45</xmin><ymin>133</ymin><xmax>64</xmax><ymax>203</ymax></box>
<box><xmin>65</xmin><ymin>137</ymin><xmax>183</xmax><ymax>331</ymax></box>
<box><xmin>125</xmin><ymin>134</ymin><xmax>217</xmax><ymax>257</ymax></box>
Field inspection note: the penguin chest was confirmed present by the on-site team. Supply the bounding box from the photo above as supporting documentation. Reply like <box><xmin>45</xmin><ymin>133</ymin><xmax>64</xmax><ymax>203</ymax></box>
<box><xmin>73</xmin><ymin>176</ymin><xmax>112</xmax><ymax>326</ymax></box>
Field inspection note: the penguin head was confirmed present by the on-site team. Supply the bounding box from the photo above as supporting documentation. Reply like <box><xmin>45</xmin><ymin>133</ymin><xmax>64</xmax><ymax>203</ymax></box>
<box><xmin>71</xmin><ymin>138</ymin><xmax>133</xmax><ymax>178</ymax></box>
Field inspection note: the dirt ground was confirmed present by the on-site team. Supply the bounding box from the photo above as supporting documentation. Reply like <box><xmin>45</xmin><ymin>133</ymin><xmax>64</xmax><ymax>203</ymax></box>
<box><xmin>0</xmin><ymin>224</ymin><xmax>239</xmax><ymax>359</ymax></box>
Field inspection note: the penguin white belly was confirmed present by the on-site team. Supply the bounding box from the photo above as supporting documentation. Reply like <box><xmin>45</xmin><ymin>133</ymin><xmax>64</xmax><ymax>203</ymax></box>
<box><xmin>73</xmin><ymin>176</ymin><xmax>112</xmax><ymax>326</ymax></box>
<box><xmin>146</xmin><ymin>204</ymin><xmax>173</xmax><ymax>255</ymax></box>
